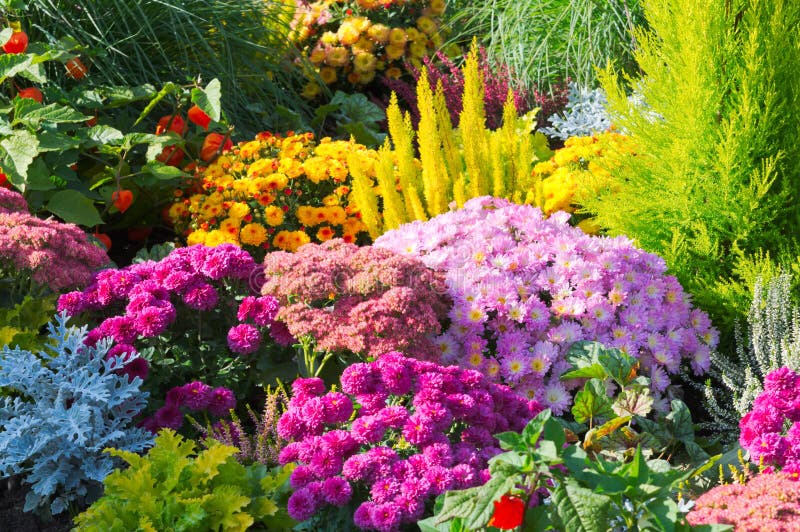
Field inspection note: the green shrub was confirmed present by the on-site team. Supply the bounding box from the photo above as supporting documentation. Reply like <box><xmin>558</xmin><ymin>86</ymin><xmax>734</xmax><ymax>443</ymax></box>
<box><xmin>73</xmin><ymin>429</ymin><xmax>296</xmax><ymax>532</ymax></box>
<box><xmin>577</xmin><ymin>0</ymin><xmax>800</xmax><ymax>335</ymax></box>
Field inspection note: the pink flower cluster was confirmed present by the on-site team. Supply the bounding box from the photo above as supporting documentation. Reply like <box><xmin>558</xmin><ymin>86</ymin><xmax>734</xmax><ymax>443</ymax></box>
<box><xmin>739</xmin><ymin>367</ymin><xmax>800</xmax><ymax>475</ymax></box>
<box><xmin>261</xmin><ymin>239</ymin><xmax>450</xmax><ymax>360</ymax></box>
<box><xmin>277</xmin><ymin>352</ymin><xmax>540</xmax><ymax>531</ymax></box>
<box><xmin>0</xmin><ymin>189</ymin><xmax>108</xmax><ymax>292</ymax></box>
<box><xmin>375</xmin><ymin>196</ymin><xmax>718</xmax><ymax>414</ymax></box>
<box><xmin>58</xmin><ymin>244</ymin><xmax>277</xmax><ymax>354</ymax></box>
<box><xmin>141</xmin><ymin>381</ymin><xmax>237</xmax><ymax>432</ymax></box>
<box><xmin>686</xmin><ymin>472</ymin><xmax>800</xmax><ymax>530</ymax></box>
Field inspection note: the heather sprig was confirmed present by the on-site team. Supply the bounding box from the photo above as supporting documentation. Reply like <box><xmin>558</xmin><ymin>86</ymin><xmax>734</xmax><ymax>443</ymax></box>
<box><xmin>276</xmin><ymin>352</ymin><xmax>541</xmax><ymax>530</ymax></box>
<box><xmin>0</xmin><ymin>189</ymin><xmax>108</xmax><ymax>296</ymax></box>
<box><xmin>375</xmin><ymin>196</ymin><xmax>718</xmax><ymax>414</ymax></box>
<box><xmin>260</xmin><ymin>238</ymin><xmax>450</xmax><ymax>368</ymax></box>
<box><xmin>57</xmin><ymin>243</ymin><xmax>292</xmax><ymax>431</ymax></box>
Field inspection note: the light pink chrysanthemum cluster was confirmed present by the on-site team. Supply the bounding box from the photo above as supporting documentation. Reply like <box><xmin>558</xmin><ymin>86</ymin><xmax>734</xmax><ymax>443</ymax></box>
<box><xmin>375</xmin><ymin>196</ymin><xmax>718</xmax><ymax>414</ymax></box>
<box><xmin>261</xmin><ymin>239</ymin><xmax>450</xmax><ymax>360</ymax></box>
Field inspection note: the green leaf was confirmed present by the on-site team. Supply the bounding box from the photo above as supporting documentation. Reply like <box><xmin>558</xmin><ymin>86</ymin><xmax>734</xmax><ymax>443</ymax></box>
<box><xmin>521</xmin><ymin>408</ymin><xmax>552</xmax><ymax>447</ymax></box>
<box><xmin>311</xmin><ymin>103</ymin><xmax>341</xmax><ymax>128</ymax></box>
<box><xmin>435</xmin><ymin>476</ymin><xmax>517</xmax><ymax>529</ymax></box>
<box><xmin>142</xmin><ymin>162</ymin><xmax>187</xmax><ymax>180</ymax></box>
<box><xmin>418</xmin><ymin>516</ymin><xmax>456</xmax><ymax>532</ymax></box>
<box><xmin>15</xmin><ymin>101</ymin><xmax>89</xmax><ymax>126</ymax></box>
<box><xmin>18</xmin><ymin>62</ymin><xmax>46</xmax><ymax>84</ymax></box>
<box><xmin>0</xmin><ymin>53</ymin><xmax>32</xmax><ymax>83</ymax></box>
<box><xmin>191</xmin><ymin>78</ymin><xmax>222</xmax><ymax>121</ymax></box>
<box><xmin>542</xmin><ymin>416</ymin><xmax>567</xmax><ymax>450</ymax></box>
<box><xmin>45</xmin><ymin>189</ymin><xmax>103</xmax><ymax>226</ymax></box>
<box><xmin>644</xmin><ymin>497</ymin><xmax>679</xmax><ymax>532</ymax></box>
<box><xmin>37</xmin><ymin>131</ymin><xmax>80</xmax><ymax>152</ymax></box>
<box><xmin>550</xmin><ymin>479</ymin><xmax>611</xmax><ymax>532</ymax></box>
<box><xmin>25</xmin><ymin>158</ymin><xmax>57</xmax><ymax>191</ymax></box>
<box><xmin>612</xmin><ymin>386</ymin><xmax>654</xmax><ymax>417</ymax></box>
<box><xmin>666</xmin><ymin>400</ymin><xmax>695</xmax><ymax>441</ymax></box>
<box><xmin>572</xmin><ymin>379</ymin><xmax>614</xmax><ymax>424</ymax></box>
<box><xmin>85</xmin><ymin>125</ymin><xmax>124</xmax><ymax>146</ymax></box>
<box><xmin>2</xmin><ymin>129</ymin><xmax>39</xmax><ymax>180</ymax></box>
<box><xmin>134</xmin><ymin>82</ymin><xmax>179</xmax><ymax>126</ymax></box>
<box><xmin>340</xmin><ymin>121</ymin><xmax>384</xmax><ymax>147</ymax></box>
<box><xmin>495</xmin><ymin>431</ymin><xmax>524</xmax><ymax>452</ymax></box>
<box><xmin>121</xmin><ymin>132</ymin><xmax>163</xmax><ymax>150</ymax></box>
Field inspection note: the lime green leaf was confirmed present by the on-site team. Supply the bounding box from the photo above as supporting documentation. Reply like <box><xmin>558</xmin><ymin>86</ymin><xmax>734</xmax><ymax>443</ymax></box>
<box><xmin>18</xmin><ymin>62</ymin><xmax>46</xmax><ymax>84</ymax></box>
<box><xmin>572</xmin><ymin>379</ymin><xmax>614</xmax><ymax>424</ymax></box>
<box><xmin>0</xmin><ymin>53</ymin><xmax>32</xmax><ymax>83</ymax></box>
<box><xmin>37</xmin><ymin>131</ymin><xmax>80</xmax><ymax>152</ymax></box>
<box><xmin>191</xmin><ymin>78</ymin><xmax>222</xmax><ymax>121</ymax></box>
<box><xmin>2</xmin><ymin>129</ymin><xmax>39</xmax><ymax>179</ymax></box>
<box><xmin>494</xmin><ymin>431</ymin><xmax>524</xmax><ymax>451</ymax></box>
<box><xmin>122</xmin><ymin>132</ymin><xmax>163</xmax><ymax>150</ymax></box>
<box><xmin>435</xmin><ymin>476</ymin><xmax>517</xmax><ymax>529</ymax></box>
<box><xmin>134</xmin><ymin>82</ymin><xmax>179</xmax><ymax>126</ymax></box>
<box><xmin>142</xmin><ymin>161</ymin><xmax>186</xmax><ymax>180</ymax></box>
<box><xmin>85</xmin><ymin>125</ymin><xmax>125</xmax><ymax>146</ymax></box>
<box><xmin>45</xmin><ymin>189</ymin><xmax>103</xmax><ymax>226</ymax></box>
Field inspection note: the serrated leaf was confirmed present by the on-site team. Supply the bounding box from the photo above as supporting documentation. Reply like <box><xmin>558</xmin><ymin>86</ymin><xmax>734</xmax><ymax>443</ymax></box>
<box><xmin>1</xmin><ymin>129</ymin><xmax>39</xmax><ymax>179</ymax></box>
<box><xmin>435</xmin><ymin>476</ymin><xmax>516</xmax><ymax>529</ymax></box>
<box><xmin>666</xmin><ymin>400</ymin><xmax>695</xmax><ymax>441</ymax></box>
<box><xmin>572</xmin><ymin>379</ymin><xmax>614</xmax><ymax>424</ymax></box>
<box><xmin>0</xmin><ymin>53</ymin><xmax>32</xmax><ymax>83</ymax></box>
<box><xmin>142</xmin><ymin>162</ymin><xmax>187</xmax><ymax>180</ymax></box>
<box><xmin>495</xmin><ymin>431</ymin><xmax>524</xmax><ymax>451</ymax></box>
<box><xmin>583</xmin><ymin>415</ymin><xmax>631</xmax><ymax>450</ymax></box>
<box><xmin>550</xmin><ymin>479</ymin><xmax>611</xmax><ymax>532</ymax></box>
<box><xmin>340</xmin><ymin>121</ymin><xmax>383</xmax><ymax>147</ymax></box>
<box><xmin>15</xmin><ymin>101</ymin><xmax>89</xmax><ymax>126</ymax></box>
<box><xmin>85</xmin><ymin>125</ymin><xmax>124</xmax><ymax>146</ymax></box>
<box><xmin>521</xmin><ymin>408</ymin><xmax>552</xmax><ymax>447</ymax></box>
<box><xmin>45</xmin><ymin>189</ymin><xmax>103</xmax><ymax>226</ymax></box>
<box><xmin>37</xmin><ymin>131</ymin><xmax>80</xmax><ymax>152</ymax></box>
<box><xmin>191</xmin><ymin>78</ymin><xmax>221</xmax><ymax>121</ymax></box>
<box><xmin>121</xmin><ymin>132</ymin><xmax>163</xmax><ymax>151</ymax></box>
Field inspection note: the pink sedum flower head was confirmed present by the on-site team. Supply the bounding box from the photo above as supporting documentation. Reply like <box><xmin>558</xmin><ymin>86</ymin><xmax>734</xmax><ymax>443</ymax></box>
<box><xmin>687</xmin><ymin>472</ymin><xmax>800</xmax><ymax>529</ymax></box>
<box><xmin>374</xmin><ymin>196</ymin><xmax>718</xmax><ymax>412</ymax></box>
<box><xmin>1</xmin><ymin>190</ymin><xmax>108</xmax><ymax>292</ymax></box>
<box><xmin>277</xmin><ymin>351</ymin><xmax>542</xmax><ymax>529</ymax></box>
<box><xmin>261</xmin><ymin>239</ymin><xmax>450</xmax><ymax>360</ymax></box>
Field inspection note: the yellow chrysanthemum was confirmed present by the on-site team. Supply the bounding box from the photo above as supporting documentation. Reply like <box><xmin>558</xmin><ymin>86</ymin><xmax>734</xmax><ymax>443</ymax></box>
<box><xmin>323</xmin><ymin>206</ymin><xmax>347</xmax><ymax>225</ymax></box>
<box><xmin>204</xmin><ymin>230</ymin><xmax>228</xmax><ymax>247</ymax></box>
<box><xmin>238</xmin><ymin>140</ymin><xmax>263</xmax><ymax>160</ymax></box>
<box><xmin>187</xmin><ymin>230</ymin><xmax>207</xmax><ymax>246</ymax></box>
<box><xmin>316</xmin><ymin>226</ymin><xmax>335</xmax><ymax>242</ymax></box>
<box><xmin>264</xmin><ymin>205</ymin><xmax>285</xmax><ymax>226</ymax></box>
<box><xmin>240</xmin><ymin>223</ymin><xmax>268</xmax><ymax>246</ymax></box>
<box><xmin>227</xmin><ymin>202</ymin><xmax>251</xmax><ymax>220</ymax></box>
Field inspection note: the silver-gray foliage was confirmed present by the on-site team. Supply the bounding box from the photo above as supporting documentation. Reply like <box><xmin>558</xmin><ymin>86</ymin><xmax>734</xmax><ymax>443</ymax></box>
<box><xmin>702</xmin><ymin>273</ymin><xmax>800</xmax><ymax>439</ymax></box>
<box><xmin>0</xmin><ymin>313</ymin><xmax>153</xmax><ymax>517</ymax></box>
<box><xmin>540</xmin><ymin>83</ymin><xmax>612</xmax><ymax>140</ymax></box>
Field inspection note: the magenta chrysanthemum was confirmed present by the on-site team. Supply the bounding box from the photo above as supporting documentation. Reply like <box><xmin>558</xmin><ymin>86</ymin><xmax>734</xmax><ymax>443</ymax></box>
<box><xmin>227</xmin><ymin>324</ymin><xmax>262</xmax><ymax>355</ymax></box>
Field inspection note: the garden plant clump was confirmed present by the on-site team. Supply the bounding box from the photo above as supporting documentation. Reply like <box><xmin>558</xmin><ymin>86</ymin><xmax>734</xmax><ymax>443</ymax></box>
<box><xmin>376</xmin><ymin>196</ymin><xmax>718</xmax><ymax>413</ymax></box>
<box><xmin>3</xmin><ymin>0</ymin><xmax>800</xmax><ymax>529</ymax></box>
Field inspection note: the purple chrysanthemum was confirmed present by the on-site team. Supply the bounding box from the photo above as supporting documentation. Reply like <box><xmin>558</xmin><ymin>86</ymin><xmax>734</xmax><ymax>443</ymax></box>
<box><xmin>207</xmin><ymin>387</ymin><xmax>236</xmax><ymax>416</ymax></box>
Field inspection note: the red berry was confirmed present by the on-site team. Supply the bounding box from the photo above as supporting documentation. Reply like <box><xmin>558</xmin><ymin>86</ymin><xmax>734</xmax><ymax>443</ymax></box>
<box><xmin>93</xmin><ymin>232</ymin><xmax>112</xmax><ymax>250</ymax></box>
<box><xmin>488</xmin><ymin>494</ymin><xmax>526</xmax><ymax>530</ymax></box>
<box><xmin>111</xmin><ymin>189</ymin><xmax>134</xmax><ymax>213</ymax></box>
<box><xmin>156</xmin><ymin>145</ymin><xmax>185</xmax><ymax>167</ymax></box>
<box><xmin>200</xmin><ymin>132</ymin><xmax>233</xmax><ymax>162</ymax></box>
<box><xmin>18</xmin><ymin>87</ymin><xmax>42</xmax><ymax>103</ymax></box>
<box><xmin>2</xmin><ymin>31</ymin><xmax>28</xmax><ymax>54</ymax></box>
<box><xmin>187</xmin><ymin>105</ymin><xmax>212</xmax><ymax>130</ymax></box>
<box><xmin>155</xmin><ymin>114</ymin><xmax>187</xmax><ymax>136</ymax></box>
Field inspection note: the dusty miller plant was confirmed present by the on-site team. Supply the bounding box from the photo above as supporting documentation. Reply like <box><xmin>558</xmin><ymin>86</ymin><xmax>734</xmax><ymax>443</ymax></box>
<box><xmin>0</xmin><ymin>313</ymin><xmax>153</xmax><ymax>517</ymax></box>
<box><xmin>702</xmin><ymin>272</ymin><xmax>800</xmax><ymax>440</ymax></box>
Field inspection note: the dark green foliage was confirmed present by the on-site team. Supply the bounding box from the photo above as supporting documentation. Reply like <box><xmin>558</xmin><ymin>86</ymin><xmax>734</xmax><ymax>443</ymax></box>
<box><xmin>579</xmin><ymin>0</ymin><xmax>800</xmax><ymax>334</ymax></box>
<box><xmin>21</xmin><ymin>0</ymin><xmax>310</xmax><ymax>138</ymax></box>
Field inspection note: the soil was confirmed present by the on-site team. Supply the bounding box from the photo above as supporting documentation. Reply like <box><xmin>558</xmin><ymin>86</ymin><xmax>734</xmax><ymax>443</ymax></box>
<box><xmin>0</xmin><ymin>476</ymin><xmax>74</xmax><ymax>532</ymax></box>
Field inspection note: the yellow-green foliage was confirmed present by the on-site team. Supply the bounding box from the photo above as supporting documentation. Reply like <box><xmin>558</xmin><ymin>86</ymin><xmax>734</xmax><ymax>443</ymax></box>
<box><xmin>73</xmin><ymin>429</ymin><xmax>295</xmax><ymax>532</ymax></box>
<box><xmin>351</xmin><ymin>46</ymin><xmax>552</xmax><ymax>239</ymax></box>
<box><xmin>580</xmin><ymin>0</ymin><xmax>800</xmax><ymax>333</ymax></box>
<box><xmin>0</xmin><ymin>295</ymin><xmax>55</xmax><ymax>352</ymax></box>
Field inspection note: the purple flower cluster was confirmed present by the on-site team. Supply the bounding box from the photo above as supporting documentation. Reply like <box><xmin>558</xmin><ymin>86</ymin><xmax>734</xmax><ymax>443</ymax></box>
<box><xmin>374</xmin><ymin>196</ymin><xmax>718</xmax><ymax>414</ymax></box>
<box><xmin>57</xmin><ymin>244</ymin><xmax>278</xmax><ymax>353</ymax></box>
<box><xmin>141</xmin><ymin>381</ymin><xmax>237</xmax><ymax>432</ymax></box>
<box><xmin>0</xmin><ymin>189</ymin><xmax>108</xmax><ymax>292</ymax></box>
<box><xmin>739</xmin><ymin>367</ymin><xmax>800</xmax><ymax>476</ymax></box>
<box><xmin>261</xmin><ymin>239</ymin><xmax>450</xmax><ymax>360</ymax></box>
<box><xmin>277</xmin><ymin>352</ymin><xmax>540</xmax><ymax>531</ymax></box>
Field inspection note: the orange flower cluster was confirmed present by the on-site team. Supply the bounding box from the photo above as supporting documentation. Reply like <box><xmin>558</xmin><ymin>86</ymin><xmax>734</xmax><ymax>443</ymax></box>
<box><xmin>168</xmin><ymin>132</ymin><xmax>375</xmax><ymax>255</ymax></box>
<box><xmin>290</xmin><ymin>0</ymin><xmax>451</xmax><ymax>97</ymax></box>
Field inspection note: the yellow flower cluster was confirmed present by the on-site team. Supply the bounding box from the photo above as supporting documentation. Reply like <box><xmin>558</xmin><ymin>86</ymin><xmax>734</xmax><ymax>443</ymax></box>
<box><xmin>531</xmin><ymin>131</ymin><xmax>636</xmax><ymax>232</ymax></box>
<box><xmin>290</xmin><ymin>0</ymin><xmax>450</xmax><ymax>97</ymax></box>
<box><xmin>169</xmin><ymin>132</ymin><xmax>375</xmax><ymax>255</ymax></box>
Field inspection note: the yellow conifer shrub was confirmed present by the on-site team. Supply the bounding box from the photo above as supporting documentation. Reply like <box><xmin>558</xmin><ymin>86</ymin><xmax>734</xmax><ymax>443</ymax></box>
<box><xmin>350</xmin><ymin>45</ymin><xmax>553</xmax><ymax>237</ymax></box>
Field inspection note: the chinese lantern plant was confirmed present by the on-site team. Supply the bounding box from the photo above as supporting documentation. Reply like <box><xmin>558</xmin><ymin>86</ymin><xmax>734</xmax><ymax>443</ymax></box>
<box><xmin>420</xmin><ymin>409</ymin><xmax>718</xmax><ymax>532</ymax></box>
